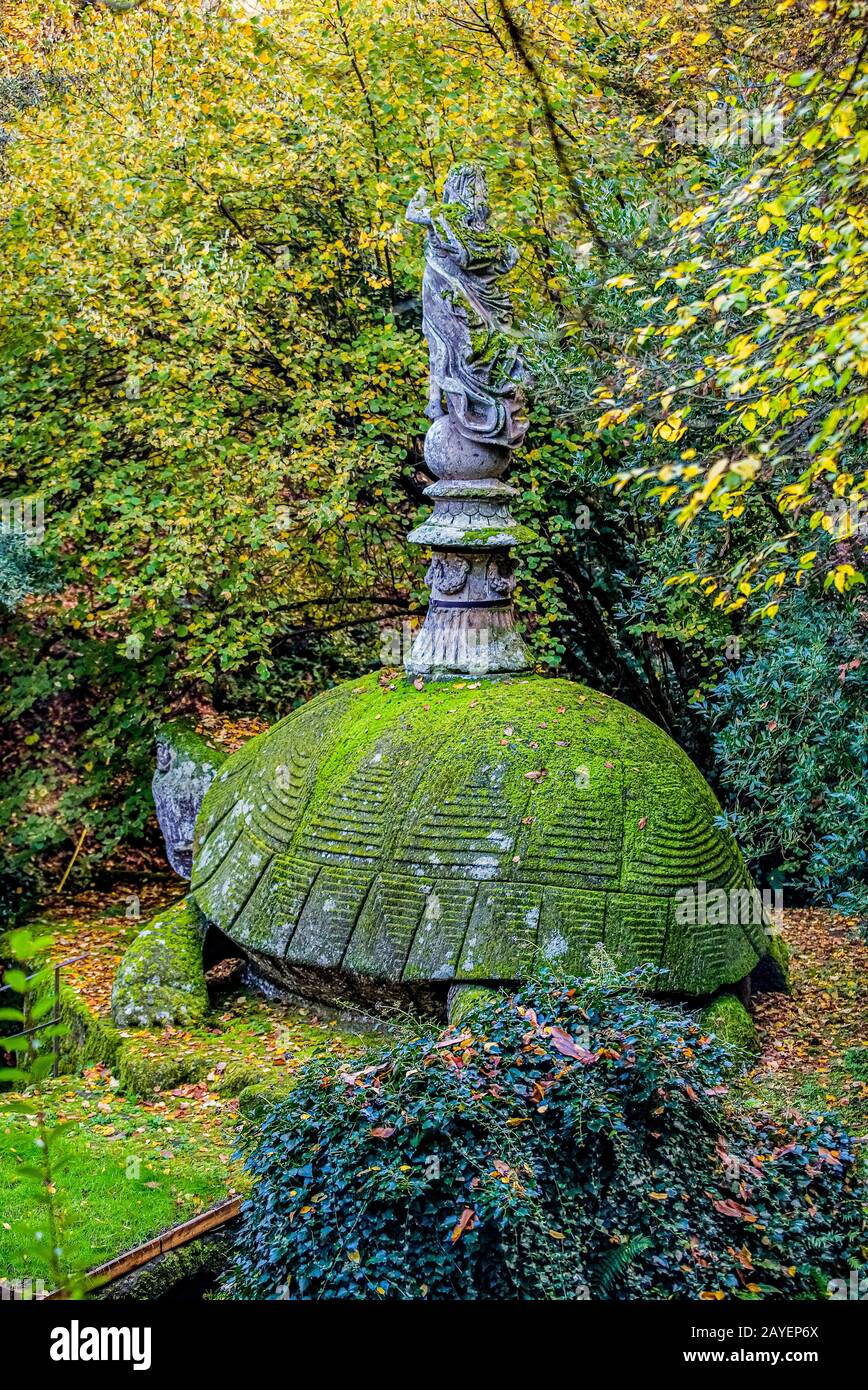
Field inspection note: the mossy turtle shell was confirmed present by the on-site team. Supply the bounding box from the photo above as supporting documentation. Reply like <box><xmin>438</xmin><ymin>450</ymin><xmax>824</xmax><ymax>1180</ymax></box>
<box><xmin>190</xmin><ymin>673</ymin><xmax>764</xmax><ymax>1011</ymax></box>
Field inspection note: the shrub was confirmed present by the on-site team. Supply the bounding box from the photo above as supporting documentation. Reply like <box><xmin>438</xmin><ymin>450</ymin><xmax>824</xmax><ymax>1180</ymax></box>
<box><xmin>709</xmin><ymin>595</ymin><xmax>868</xmax><ymax>922</ymax></box>
<box><xmin>227</xmin><ymin>969</ymin><xmax>865</xmax><ymax>1300</ymax></box>
<box><xmin>0</xmin><ymin>532</ymin><xmax>55</xmax><ymax>611</ymax></box>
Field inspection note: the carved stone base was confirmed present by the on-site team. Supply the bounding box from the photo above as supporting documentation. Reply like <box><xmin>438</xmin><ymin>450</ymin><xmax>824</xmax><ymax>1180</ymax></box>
<box><xmin>406</xmin><ymin>542</ymin><xmax>530</xmax><ymax>677</ymax></box>
<box><xmin>407</xmin><ymin>478</ymin><xmax>535</xmax><ymax>552</ymax></box>
<box><xmin>406</xmin><ymin>599</ymin><xmax>529</xmax><ymax>677</ymax></box>
<box><xmin>406</xmin><ymin>431</ymin><xmax>533</xmax><ymax>675</ymax></box>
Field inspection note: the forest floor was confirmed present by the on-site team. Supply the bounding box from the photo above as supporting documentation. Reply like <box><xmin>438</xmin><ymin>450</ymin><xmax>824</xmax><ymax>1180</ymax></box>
<box><xmin>740</xmin><ymin>907</ymin><xmax>868</xmax><ymax>1134</ymax></box>
<box><xmin>1</xmin><ymin>886</ymin><xmax>866</xmax><ymax>1288</ymax></box>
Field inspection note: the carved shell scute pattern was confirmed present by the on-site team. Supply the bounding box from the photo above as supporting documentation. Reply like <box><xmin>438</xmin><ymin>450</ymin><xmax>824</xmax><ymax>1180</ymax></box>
<box><xmin>191</xmin><ymin>676</ymin><xmax>764</xmax><ymax>995</ymax></box>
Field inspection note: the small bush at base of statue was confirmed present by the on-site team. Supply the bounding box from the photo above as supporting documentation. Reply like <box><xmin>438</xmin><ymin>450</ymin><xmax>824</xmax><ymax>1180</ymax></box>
<box><xmin>227</xmin><ymin>969</ymin><xmax>864</xmax><ymax>1300</ymax></box>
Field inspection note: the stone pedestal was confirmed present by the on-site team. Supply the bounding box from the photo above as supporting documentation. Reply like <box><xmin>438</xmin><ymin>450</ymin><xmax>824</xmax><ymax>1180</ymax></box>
<box><xmin>406</xmin><ymin>478</ymin><xmax>533</xmax><ymax>677</ymax></box>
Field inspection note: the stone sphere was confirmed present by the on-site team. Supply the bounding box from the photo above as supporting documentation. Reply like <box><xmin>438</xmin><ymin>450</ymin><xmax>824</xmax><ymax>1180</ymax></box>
<box><xmin>423</xmin><ymin>415</ymin><xmax>509</xmax><ymax>480</ymax></box>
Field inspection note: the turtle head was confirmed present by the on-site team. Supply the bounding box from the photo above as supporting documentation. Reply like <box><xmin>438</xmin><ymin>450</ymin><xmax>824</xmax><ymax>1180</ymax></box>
<box><xmin>152</xmin><ymin>720</ymin><xmax>226</xmax><ymax>880</ymax></box>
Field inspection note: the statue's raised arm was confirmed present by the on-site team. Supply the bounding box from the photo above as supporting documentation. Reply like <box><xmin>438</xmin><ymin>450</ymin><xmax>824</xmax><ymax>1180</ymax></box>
<box><xmin>406</xmin><ymin>162</ymin><xmax>527</xmax><ymax>452</ymax></box>
<box><xmin>406</xmin><ymin>185</ymin><xmax>434</xmax><ymax>230</ymax></box>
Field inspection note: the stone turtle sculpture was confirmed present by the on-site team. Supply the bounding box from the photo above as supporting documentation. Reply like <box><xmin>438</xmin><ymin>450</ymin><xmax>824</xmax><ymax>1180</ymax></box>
<box><xmin>111</xmin><ymin>162</ymin><xmax>785</xmax><ymax>1044</ymax></box>
<box><xmin>111</xmin><ymin>673</ymin><xmax>783</xmax><ymax>1041</ymax></box>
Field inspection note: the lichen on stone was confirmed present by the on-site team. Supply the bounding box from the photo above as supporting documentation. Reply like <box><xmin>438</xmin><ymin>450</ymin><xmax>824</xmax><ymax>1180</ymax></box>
<box><xmin>111</xmin><ymin>898</ymin><xmax>209</xmax><ymax>1030</ymax></box>
<box><xmin>157</xmin><ymin>718</ymin><xmax>226</xmax><ymax>770</ymax></box>
<box><xmin>153</xmin><ymin>720</ymin><xmax>227</xmax><ymax>879</ymax></box>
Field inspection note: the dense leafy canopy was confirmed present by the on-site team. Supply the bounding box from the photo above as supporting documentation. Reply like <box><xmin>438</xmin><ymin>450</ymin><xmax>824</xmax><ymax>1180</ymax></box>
<box><xmin>710</xmin><ymin>594</ymin><xmax>868</xmax><ymax>918</ymax></box>
<box><xmin>0</xmin><ymin>0</ymin><xmax>865</xmax><ymax>918</ymax></box>
<box><xmin>607</xmin><ymin>16</ymin><xmax>868</xmax><ymax>613</ymax></box>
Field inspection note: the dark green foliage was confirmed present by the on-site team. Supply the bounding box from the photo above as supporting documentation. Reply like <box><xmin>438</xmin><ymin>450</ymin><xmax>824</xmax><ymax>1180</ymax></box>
<box><xmin>508</xmin><ymin>392</ymin><xmax>724</xmax><ymax>759</ymax></box>
<box><xmin>0</xmin><ymin>867</ymin><xmax>37</xmax><ymax>933</ymax></box>
<box><xmin>0</xmin><ymin>622</ymin><xmax>371</xmax><ymax>898</ymax></box>
<box><xmin>709</xmin><ymin>594</ymin><xmax>868</xmax><ymax>922</ymax></box>
<box><xmin>228</xmin><ymin>969</ymin><xmax>865</xmax><ymax>1300</ymax></box>
<box><xmin>0</xmin><ymin>630</ymin><xmax>164</xmax><ymax>894</ymax></box>
<box><xmin>0</xmin><ymin>532</ymin><xmax>55</xmax><ymax>610</ymax></box>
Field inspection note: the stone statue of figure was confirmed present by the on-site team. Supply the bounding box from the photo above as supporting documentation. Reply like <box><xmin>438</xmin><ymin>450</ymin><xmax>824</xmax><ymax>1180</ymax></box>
<box><xmin>404</xmin><ymin>161</ymin><xmax>532</xmax><ymax>675</ymax></box>
<box><xmin>406</xmin><ymin>163</ymin><xmax>527</xmax><ymax>458</ymax></box>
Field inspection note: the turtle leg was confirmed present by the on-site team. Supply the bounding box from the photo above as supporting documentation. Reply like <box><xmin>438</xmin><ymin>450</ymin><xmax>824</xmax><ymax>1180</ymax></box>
<box><xmin>699</xmin><ymin>990</ymin><xmax>759</xmax><ymax>1055</ymax></box>
<box><xmin>111</xmin><ymin>897</ymin><xmax>209</xmax><ymax>1029</ymax></box>
<box><xmin>446</xmin><ymin>982</ymin><xmax>502</xmax><ymax>1028</ymax></box>
<box><xmin>750</xmin><ymin>930</ymin><xmax>791</xmax><ymax>993</ymax></box>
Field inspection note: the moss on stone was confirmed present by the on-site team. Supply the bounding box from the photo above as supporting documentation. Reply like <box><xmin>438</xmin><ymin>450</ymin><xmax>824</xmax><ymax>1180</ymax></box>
<box><xmin>97</xmin><ymin>1231</ymin><xmax>232</xmax><ymax>1301</ymax></box>
<box><xmin>752</xmin><ymin>929</ymin><xmax>791</xmax><ymax>993</ymax></box>
<box><xmin>59</xmin><ymin>984</ymin><xmax>122</xmax><ymax>1073</ymax></box>
<box><xmin>459</xmin><ymin>525</ymin><xmax>535</xmax><ymax>545</ymax></box>
<box><xmin>190</xmin><ymin>671</ymin><xmax>761</xmax><ymax>1001</ymax></box>
<box><xmin>111</xmin><ymin>898</ymin><xmax>208</xmax><ymax>1031</ymax></box>
<box><xmin>700</xmin><ymin>992</ymin><xmax>759</xmax><ymax>1054</ymax></box>
<box><xmin>116</xmin><ymin>1046</ymin><xmax>209</xmax><ymax>1098</ymax></box>
<box><xmin>769</xmin><ymin>929</ymin><xmax>790</xmax><ymax>980</ymax></box>
<box><xmin>158</xmin><ymin>718</ymin><xmax>226</xmax><ymax>774</ymax></box>
<box><xmin>237</xmin><ymin>1078</ymin><xmax>295</xmax><ymax>1121</ymax></box>
<box><xmin>218</xmin><ymin>1060</ymin><xmax>267</xmax><ymax>1097</ymax></box>
<box><xmin>447</xmin><ymin>983</ymin><xmax>500</xmax><ymax>1027</ymax></box>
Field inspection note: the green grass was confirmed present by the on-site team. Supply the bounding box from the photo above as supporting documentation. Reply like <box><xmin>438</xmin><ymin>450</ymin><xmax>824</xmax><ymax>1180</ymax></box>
<box><xmin>0</xmin><ymin>1078</ymin><xmax>238</xmax><ymax>1287</ymax></box>
<box><xmin>737</xmin><ymin>1056</ymin><xmax>868</xmax><ymax>1138</ymax></box>
<box><xmin>0</xmin><ymin>979</ymin><xmax>372</xmax><ymax>1287</ymax></box>
<box><xmin>113</xmin><ymin>987</ymin><xmax>368</xmax><ymax>1095</ymax></box>
<box><xmin>5</xmin><ymin>895</ymin><xmax>864</xmax><ymax>1292</ymax></box>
